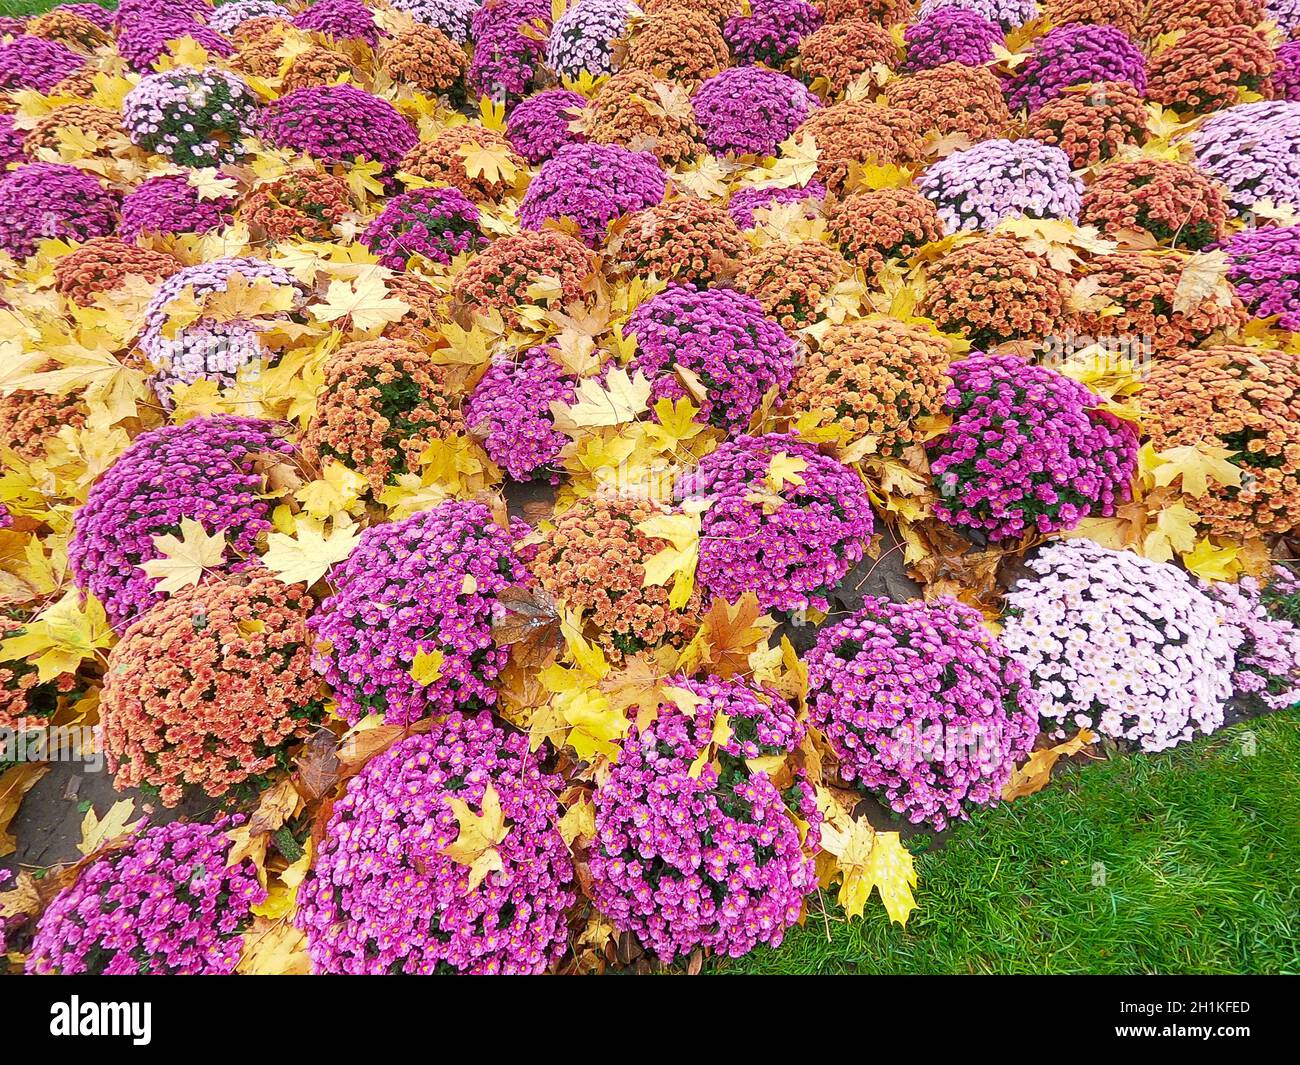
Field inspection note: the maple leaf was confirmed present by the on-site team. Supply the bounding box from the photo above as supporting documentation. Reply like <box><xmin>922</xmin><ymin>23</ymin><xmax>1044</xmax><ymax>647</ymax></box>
<box><xmin>1148</xmin><ymin>443</ymin><xmax>1242</xmax><ymax>499</ymax></box>
<box><xmin>78</xmin><ymin>799</ymin><xmax>144</xmax><ymax>857</ymax></box>
<box><xmin>677</xmin><ymin>593</ymin><xmax>776</xmax><ymax>679</ymax></box>
<box><xmin>409</xmin><ymin>646</ymin><xmax>445</xmax><ymax>686</ymax></box>
<box><xmin>1181</xmin><ymin>537</ymin><xmax>1242</xmax><ymax>581</ymax></box>
<box><xmin>0</xmin><ymin>764</ymin><xmax>48</xmax><ymax>858</ymax></box>
<box><xmin>0</xmin><ymin>589</ymin><xmax>114</xmax><ymax>682</ymax></box>
<box><xmin>1172</xmin><ymin>250</ymin><xmax>1235</xmax><ymax>314</ymax></box>
<box><xmin>819</xmin><ymin>793</ymin><xmax>918</xmax><ymax>925</ymax></box>
<box><xmin>311</xmin><ymin>275</ymin><xmax>411</xmax><ymax>333</ymax></box>
<box><xmin>456</xmin><ymin>139</ymin><xmax>518</xmax><ymax>185</ymax></box>
<box><xmin>139</xmin><ymin>518</ymin><xmax>227</xmax><ymax>594</ymax></box>
<box><xmin>637</xmin><ymin>510</ymin><xmax>700</xmax><ymax>610</ymax></box>
<box><xmin>261</xmin><ymin>516</ymin><xmax>361</xmax><ymax>586</ymax></box>
<box><xmin>442</xmin><ymin>783</ymin><xmax>509</xmax><ymax>891</ymax></box>
<box><xmin>554</xmin><ymin>368</ymin><xmax>652</xmax><ymax>428</ymax></box>
<box><xmin>238</xmin><ymin>918</ymin><xmax>312</xmax><ymax>975</ymax></box>
<box><xmin>558</xmin><ymin>793</ymin><xmax>595</xmax><ymax>848</ymax></box>
<box><xmin>295</xmin><ymin>460</ymin><xmax>369</xmax><ymax>519</ymax></box>
<box><xmin>1003</xmin><ymin>730</ymin><xmax>1097</xmax><ymax>801</ymax></box>
<box><xmin>562</xmin><ymin>688</ymin><xmax>628</xmax><ymax>761</ymax></box>
<box><xmin>765</xmin><ymin>451</ymin><xmax>807</xmax><ymax>492</ymax></box>
<box><xmin>996</xmin><ymin>217</ymin><xmax>1116</xmax><ymax>273</ymax></box>
<box><xmin>1141</xmin><ymin>502</ymin><xmax>1199</xmax><ymax>562</ymax></box>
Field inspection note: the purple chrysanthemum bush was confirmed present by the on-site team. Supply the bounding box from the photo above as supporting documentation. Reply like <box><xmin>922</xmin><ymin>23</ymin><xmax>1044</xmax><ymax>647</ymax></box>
<box><xmin>120</xmin><ymin>174</ymin><xmax>234</xmax><ymax>241</ymax></box>
<box><xmin>309</xmin><ymin>501</ymin><xmax>534</xmax><ymax>726</ymax></box>
<box><xmin>297</xmin><ymin>714</ymin><xmax>575</xmax><ymax>974</ymax></box>
<box><xmin>723</xmin><ymin>0</ymin><xmax>821</xmax><ymax>66</ymax></box>
<box><xmin>808</xmin><ymin>597</ymin><xmax>1040</xmax><ymax>830</ymax></box>
<box><xmin>259</xmin><ymin>84</ymin><xmax>417</xmax><ymax>167</ymax></box>
<box><xmin>519</xmin><ymin>142</ymin><xmax>666</xmax><ymax>245</ymax></box>
<box><xmin>506</xmin><ymin>88</ymin><xmax>588</xmax><ymax>164</ymax></box>
<box><xmin>691</xmin><ymin>66</ymin><xmax>820</xmax><ymax>157</ymax></box>
<box><xmin>1221</xmin><ymin>224</ymin><xmax>1300</xmax><ymax>328</ymax></box>
<box><xmin>362</xmin><ymin>185</ymin><xmax>485</xmax><ymax>269</ymax></box>
<box><xmin>1002</xmin><ymin>541</ymin><xmax>1240</xmax><ymax>752</ymax></box>
<box><xmin>1002</xmin><ymin>24</ymin><xmax>1146</xmax><ymax>112</ymax></box>
<box><xmin>0</xmin><ymin>163</ymin><xmax>117</xmax><ymax>259</ymax></box>
<box><xmin>589</xmin><ymin>678</ymin><xmax>820</xmax><ymax>962</ymax></box>
<box><xmin>1202</xmin><ymin>569</ymin><xmax>1300</xmax><ymax>713</ymax></box>
<box><xmin>727</xmin><ymin>182</ymin><xmax>825</xmax><ymax>228</ymax></box>
<box><xmin>928</xmin><ymin>354</ymin><xmax>1139</xmax><ymax>544</ymax></box>
<box><xmin>26</xmin><ymin>819</ymin><xmax>265</xmax><ymax>975</ymax></box>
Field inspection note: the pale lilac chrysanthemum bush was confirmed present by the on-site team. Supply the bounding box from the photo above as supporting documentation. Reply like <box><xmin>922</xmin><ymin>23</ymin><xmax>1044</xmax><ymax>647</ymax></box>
<box><xmin>545</xmin><ymin>0</ymin><xmax>637</xmax><ymax>80</ymax></box>
<box><xmin>808</xmin><ymin>597</ymin><xmax>1040</xmax><ymax>830</ymax></box>
<box><xmin>1202</xmin><ymin>571</ymin><xmax>1300</xmax><ymax>712</ymax></box>
<box><xmin>918</xmin><ymin>139</ymin><xmax>1082</xmax><ymax>232</ymax></box>
<box><xmin>297</xmin><ymin>715</ymin><xmax>575</xmax><ymax>974</ymax></box>
<box><xmin>122</xmin><ymin>67</ymin><xmax>259</xmax><ymax>167</ymax></box>
<box><xmin>309</xmin><ymin>501</ymin><xmax>533</xmax><ymax>726</ymax></box>
<box><xmin>26</xmin><ymin>819</ymin><xmax>265</xmax><ymax>975</ymax></box>
<box><xmin>1002</xmin><ymin>541</ymin><xmax>1240</xmax><ymax>752</ymax></box>
<box><xmin>1192</xmin><ymin>101</ymin><xmax>1300</xmax><ymax>215</ymax></box>
<box><xmin>589</xmin><ymin>678</ymin><xmax>819</xmax><ymax>962</ymax></box>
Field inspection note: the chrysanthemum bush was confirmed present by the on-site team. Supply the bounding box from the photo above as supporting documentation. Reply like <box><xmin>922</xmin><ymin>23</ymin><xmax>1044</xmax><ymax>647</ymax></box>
<box><xmin>902</xmin><ymin>7</ymin><xmax>1001</xmax><ymax>70</ymax></box>
<box><xmin>241</xmin><ymin>169</ymin><xmax>353</xmax><ymax>241</ymax></box>
<box><xmin>886</xmin><ymin>62</ymin><xmax>1011</xmax><ymax>142</ymax></box>
<box><xmin>362</xmin><ymin>186</ymin><xmax>485</xmax><ymax>269</ymax></box>
<box><xmin>0</xmin><ymin>613</ymin><xmax>69</xmax><ymax>728</ymax></box>
<box><xmin>302</xmin><ymin>339</ymin><xmax>465</xmax><ymax>492</ymax></box>
<box><xmin>52</xmin><ymin>237</ymin><xmax>180</xmax><ymax>307</ymax></box>
<box><xmin>626</xmin><ymin>10</ymin><xmax>730</xmax><ymax>85</ymax></box>
<box><xmin>677</xmin><ymin>432</ymin><xmax>875</xmax><ymax>612</ymax></box>
<box><xmin>583</xmin><ymin>69</ymin><xmax>705</xmax><ymax>165</ymax></box>
<box><xmin>101</xmin><ymin>574</ymin><xmax>325</xmax><ymax>806</ymax></box>
<box><xmin>917</xmin><ymin>139</ymin><xmax>1082</xmax><ymax>232</ymax></box>
<box><xmin>1147</xmin><ymin>25</ymin><xmax>1274</xmax><ymax>116</ymax></box>
<box><xmin>1025</xmin><ymin>81</ymin><xmax>1148</xmax><ymax>169</ymax></box>
<box><xmin>380</xmin><ymin>22</ymin><xmax>468</xmax><ymax>99</ymax></box>
<box><xmin>400</xmin><ymin>125</ymin><xmax>524</xmax><ymax>202</ymax></box>
<box><xmin>297</xmin><ymin>715</ymin><xmax>574</xmax><ymax>974</ymax></box>
<box><xmin>451</xmin><ymin>228</ymin><xmax>594</xmax><ymax>325</ymax></box>
<box><xmin>391</xmin><ymin>0</ymin><xmax>479</xmax><ymax>41</ymax></box>
<box><xmin>807</xmin><ymin>596</ymin><xmax>1040</xmax><ymax>830</ymax></box>
<box><xmin>0</xmin><ymin>163</ymin><xmax>117</xmax><ymax>260</ymax></box>
<box><xmin>590</xmin><ymin>679</ymin><xmax>819</xmax><ymax>962</ymax></box>
<box><xmin>546</xmin><ymin>0</ymin><xmax>637</xmax><ymax>79</ymax></box>
<box><xmin>0</xmin><ymin>388</ymin><xmax>86</xmax><ymax>464</ymax></box>
<box><xmin>506</xmin><ymin>88</ymin><xmax>587</xmax><ymax>164</ymax></box>
<box><xmin>1192</xmin><ymin>100</ymin><xmax>1300</xmax><ymax>214</ymax></box>
<box><xmin>736</xmin><ymin>239</ymin><xmax>847</xmax><ymax>331</ymax></box>
<box><xmin>260</xmin><ymin>84</ymin><xmax>416</xmax><ymax>167</ymax></box>
<box><xmin>0</xmin><ymin>34</ymin><xmax>84</xmax><ymax>92</ymax></box>
<box><xmin>1223</xmin><ymin>224</ymin><xmax>1300</xmax><ymax>326</ymax></box>
<box><xmin>1203</xmin><ymin>570</ymin><xmax>1300</xmax><ymax>712</ymax></box>
<box><xmin>728</xmin><ymin>182</ymin><xmax>825</xmax><ymax>228</ymax></box>
<box><xmin>1002</xmin><ymin>540</ymin><xmax>1239</xmax><ymax>751</ymax></box>
<box><xmin>120</xmin><ymin>174</ymin><xmax>234</xmax><ymax>241</ymax></box>
<box><xmin>723</xmin><ymin>0</ymin><xmax>822</xmax><ymax>66</ymax></box>
<box><xmin>797</xmin><ymin>19</ymin><xmax>898</xmax><ymax>96</ymax></box>
<box><xmin>464</xmin><ymin>345</ymin><xmax>580</xmax><ymax>481</ymax></box>
<box><xmin>310</xmin><ymin>501</ymin><xmax>533</xmax><ymax>726</ymax></box>
<box><xmin>1079</xmin><ymin>159</ymin><xmax>1228</xmax><ymax>250</ymax></box>
<box><xmin>280</xmin><ymin>46</ymin><xmax>358</xmax><ymax>95</ymax></box>
<box><xmin>26</xmin><ymin>819</ymin><xmax>265</xmax><ymax>975</ymax></box>
<box><xmin>928</xmin><ymin>353</ymin><xmax>1138</xmax><ymax>543</ymax></box>
<box><xmin>828</xmin><ymin>186</ymin><xmax>944</xmax><ymax>279</ymax></box>
<box><xmin>122</xmin><ymin>67</ymin><xmax>259</xmax><ymax>167</ymax></box>
<box><xmin>796</xmin><ymin>100</ymin><xmax>924</xmax><ymax>193</ymax></box>
<box><xmin>691</xmin><ymin>65</ymin><xmax>819</xmax><ymax>157</ymax></box>
<box><xmin>68</xmin><ymin>416</ymin><xmax>294</xmax><ymax>632</ymax></box>
<box><xmin>23</xmin><ymin>103</ymin><xmax>121</xmax><ymax>157</ymax></box>
<box><xmin>117</xmin><ymin>19</ymin><xmax>234</xmax><ymax>73</ymax></box>
<box><xmin>611</xmin><ymin>196</ymin><xmax>747</xmax><ymax>287</ymax></box>
<box><xmin>624</xmin><ymin>285</ymin><xmax>800</xmax><ymax>431</ymax></box>
<box><xmin>1003</xmin><ymin>22</ymin><xmax>1147</xmax><ymax>112</ymax></box>
<box><xmin>294</xmin><ymin>0</ymin><xmax>379</xmax><ymax>45</ymax></box>
<box><xmin>519</xmin><ymin>141</ymin><xmax>667</xmax><ymax>245</ymax></box>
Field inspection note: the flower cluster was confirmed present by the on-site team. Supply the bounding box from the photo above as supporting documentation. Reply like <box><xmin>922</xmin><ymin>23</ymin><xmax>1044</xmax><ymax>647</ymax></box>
<box><xmin>1147</xmin><ymin>26</ymin><xmax>1273</xmax><ymax>115</ymax></box>
<box><xmin>1079</xmin><ymin>159</ymin><xmax>1228</xmax><ymax>250</ymax></box>
<box><xmin>451</xmin><ymin>229</ymin><xmax>595</xmax><ymax>324</ymax></box>
<box><xmin>1192</xmin><ymin>100</ymin><xmax>1300</xmax><ymax>214</ymax></box>
<box><xmin>519</xmin><ymin>142</ymin><xmax>666</xmax><ymax>245</ymax></box>
<box><xmin>120</xmin><ymin>174</ymin><xmax>234</xmax><ymax>241</ymax></box>
<box><xmin>1203</xmin><ymin>571</ymin><xmax>1300</xmax><ymax>711</ymax></box>
<box><xmin>919</xmin><ymin>234</ymin><xmax>1073</xmax><ymax>349</ymax></box>
<box><xmin>1002</xmin><ymin>540</ymin><xmax>1238</xmax><ymax>751</ymax></box>
<box><xmin>1144</xmin><ymin>345</ymin><xmax>1300</xmax><ymax>537</ymax></box>
<box><xmin>691</xmin><ymin>66</ymin><xmax>819</xmax><ymax>157</ymax></box>
<box><xmin>260</xmin><ymin>84</ymin><xmax>417</xmax><ymax>167</ymax></box>
<box><xmin>297</xmin><ymin>715</ymin><xmax>574</xmax><ymax>974</ymax></box>
<box><xmin>531</xmin><ymin>497</ymin><xmax>703</xmax><ymax>659</ymax></box>
<box><xmin>101</xmin><ymin>575</ymin><xmax>323</xmax><ymax>806</ymax></box>
<box><xmin>625</xmin><ymin>285</ymin><xmax>800</xmax><ymax>430</ymax></box>
<box><xmin>0</xmin><ymin>114</ymin><xmax>23</xmax><ymax>167</ymax></box>
<box><xmin>0</xmin><ymin>162</ymin><xmax>117</xmax><ymax>259</ymax></box>
<box><xmin>612</xmin><ymin>195</ymin><xmax>748</xmax><ymax>286</ymax></box>
<box><xmin>26</xmin><ymin>8</ymin><xmax>111</xmax><ymax>50</ymax></box>
<box><xmin>546</xmin><ymin>0</ymin><xmax>637</xmax><ymax>79</ymax></box>
<box><xmin>928</xmin><ymin>353</ymin><xmax>1138</xmax><ymax>542</ymax></box>
<box><xmin>241</xmin><ymin>168</ymin><xmax>353</xmax><ymax>241</ymax></box>
<box><xmin>902</xmin><ymin>7</ymin><xmax>1002</xmax><ymax>70</ymax></box>
<box><xmin>310</xmin><ymin>502</ymin><xmax>533</xmax><ymax>725</ymax></box>
<box><xmin>117</xmin><ymin>19</ymin><xmax>234</xmax><ymax>73</ymax></box>
<box><xmin>795</xmin><ymin>100</ymin><xmax>924</xmax><ymax>193</ymax></box>
<box><xmin>677</xmin><ymin>432</ymin><xmax>876</xmax><ymax>612</ymax></box>
<box><xmin>506</xmin><ymin>88</ymin><xmax>586</xmax><ymax>164</ymax></box>
<box><xmin>391</xmin><ymin>0</ymin><xmax>479</xmax><ymax>41</ymax></box>
<box><xmin>886</xmin><ymin>63</ymin><xmax>1011</xmax><ymax>142</ymax></box>
<box><xmin>400</xmin><ymin>125</ymin><xmax>524</xmax><ymax>201</ymax></box>
<box><xmin>584</xmin><ymin>69</ymin><xmax>705</xmax><ymax>165</ymax></box>
<box><xmin>798</xmin><ymin>19</ymin><xmax>898</xmax><ymax>95</ymax></box>
<box><xmin>209</xmin><ymin>0</ymin><xmax>291</xmax><ymax>35</ymax></box>
<box><xmin>0</xmin><ymin>34</ymin><xmax>84</xmax><ymax>92</ymax></box>
<box><xmin>293</xmin><ymin>0</ymin><xmax>379</xmax><ymax>45</ymax></box>
<box><xmin>362</xmin><ymin>185</ymin><xmax>484</xmax><ymax>269</ymax></box>
<box><xmin>302</xmin><ymin>338</ymin><xmax>465</xmax><ymax>491</ymax></box>
<box><xmin>0</xmin><ymin>611</ymin><xmax>70</xmax><ymax>727</ymax></box>
<box><xmin>1222</xmin><ymin>224</ymin><xmax>1300</xmax><ymax>327</ymax></box>
<box><xmin>52</xmin><ymin>236</ymin><xmax>180</xmax><ymax>306</ymax></box>
<box><xmin>26</xmin><ymin>819</ymin><xmax>265</xmax><ymax>975</ymax></box>
<box><xmin>1025</xmin><ymin>81</ymin><xmax>1148</xmax><ymax>168</ymax></box>
<box><xmin>23</xmin><ymin>103</ymin><xmax>120</xmax><ymax>156</ymax></box>
<box><xmin>122</xmin><ymin>67</ymin><xmax>259</xmax><ymax>167</ymax></box>
<box><xmin>727</xmin><ymin>181</ymin><xmax>825</xmax><ymax>228</ymax></box>
<box><xmin>280</xmin><ymin>46</ymin><xmax>358</xmax><ymax>94</ymax></box>
<box><xmin>735</xmin><ymin>239</ymin><xmax>846</xmax><ymax>330</ymax></box>
<box><xmin>918</xmin><ymin>139</ymin><xmax>1082</xmax><ymax>232</ymax></box>
<box><xmin>465</xmin><ymin>345</ymin><xmax>580</xmax><ymax>480</ymax></box>
<box><xmin>829</xmin><ymin>186</ymin><xmax>945</xmax><ymax>278</ymax></box>
<box><xmin>1277</xmin><ymin>40</ymin><xmax>1300</xmax><ymax>102</ymax></box>
<box><xmin>626</xmin><ymin>11</ymin><xmax>730</xmax><ymax>86</ymax></box>
<box><xmin>789</xmin><ymin>318</ymin><xmax>952</xmax><ymax>455</ymax></box>
<box><xmin>381</xmin><ymin>22</ymin><xmax>468</xmax><ymax>99</ymax></box>
<box><xmin>808</xmin><ymin>596</ymin><xmax>1039</xmax><ymax>829</ymax></box>
<box><xmin>723</xmin><ymin>0</ymin><xmax>822</xmax><ymax>67</ymax></box>
<box><xmin>590</xmin><ymin>683</ymin><xmax>817</xmax><ymax>961</ymax></box>
<box><xmin>1004</xmin><ymin>23</ymin><xmax>1147</xmax><ymax>112</ymax></box>
<box><xmin>468</xmin><ymin>0</ymin><xmax>550</xmax><ymax>102</ymax></box>
<box><xmin>67</xmin><ymin>416</ymin><xmax>295</xmax><ymax>631</ymax></box>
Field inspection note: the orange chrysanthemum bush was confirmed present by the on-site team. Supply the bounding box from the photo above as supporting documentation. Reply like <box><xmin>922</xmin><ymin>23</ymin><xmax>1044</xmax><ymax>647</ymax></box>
<box><xmin>1072</xmin><ymin>252</ymin><xmax>1248</xmax><ymax>353</ymax></box>
<box><xmin>232</xmin><ymin>19</ymin><xmax>287</xmax><ymax>78</ymax></box>
<box><xmin>1079</xmin><ymin>159</ymin><xmax>1229</xmax><ymax>250</ymax></box>
<box><xmin>48</xmin><ymin>67</ymin><xmax>98</xmax><ymax>99</ymax></box>
<box><xmin>24</xmin><ymin>103</ymin><xmax>121</xmax><ymax>154</ymax></box>
<box><xmin>1025</xmin><ymin>81</ymin><xmax>1148</xmax><ymax>169</ymax></box>
<box><xmin>380</xmin><ymin>23</ymin><xmax>468</xmax><ymax>100</ymax></box>
<box><xmin>798</xmin><ymin>19</ymin><xmax>899</xmax><ymax>96</ymax></box>
<box><xmin>736</xmin><ymin>240</ymin><xmax>848</xmax><ymax>331</ymax></box>
<box><xmin>0</xmin><ymin>616</ymin><xmax>69</xmax><ymax>729</ymax></box>
<box><xmin>1140</xmin><ymin>0</ymin><xmax>1262</xmax><ymax>37</ymax></box>
<box><xmin>52</xmin><ymin>236</ymin><xmax>180</xmax><ymax>306</ymax></box>
<box><xmin>26</xmin><ymin>10</ymin><xmax>111</xmax><ymax>51</ymax></box>
<box><xmin>301</xmin><ymin>339</ymin><xmax>465</xmax><ymax>492</ymax></box>
<box><xmin>796</xmin><ymin>101</ymin><xmax>924</xmax><ymax>195</ymax></box>
<box><xmin>919</xmin><ymin>235</ymin><xmax>1073</xmax><ymax>351</ymax></box>
<box><xmin>884</xmin><ymin>63</ymin><xmax>1011</xmax><ymax>144</ymax></box>
<box><xmin>1043</xmin><ymin>0</ymin><xmax>1142</xmax><ymax>35</ymax></box>
<box><xmin>585</xmin><ymin>69</ymin><xmax>705</xmax><ymax>166</ymax></box>
<box><xmin>1147</xmin><ymin>26</ymin><xmax>1274</xmax><ymax>116</ymax></box>
<box><xmin>381</xmin><ymin>274</ymin><xmax>451</xmax><ymax>340</ymax></box>
<box><xmin>641</xmin><ymin>0</ymin><xmax>740</xmax><ymax>20</ymax></box>
<box><xmin>241</xmin><ymin>169</ymin><xmax>353</xmax><ymax>241</ymax></box>
<box><xmin>281</xmin><ymin>46</ymin><xmax>358</xmax><ymax>94</ymax></box>
<box><xmin>100</xmin><ymin>574</ymin><xmax>325</xmax><ymax>807</ymax></box>
<box><xmin>0</xmin><ymin>388</ymin><xmax>86</xmax><ymax>461</ymax></box>
<box><xmin>1144</xmin><ymin>345</ymin><xmax>1300</xmax><ymax>537</ymax></box>
<box><xmin>610</xmin><ymin>195</ymin><xmax>748</xmax><ymax>286</ymax></box>
<box><xmin>626</xmin><ymin>12</ymin><xmax>730</xmax><ymax>86</ymax></box>
<box><xmin>399</xmin><ymin>125</ymin><xmax>523</xmax><ymax>202</ymax></box>
<box><xmin>828</xmin><ymin>186</ymin><xmax>944</xmax><ymax>278</ymax></box>
<box><xmin>452</xmin><ymin>229</ymin><xmax>594</xmax><ymax>325</ymax></box>
<box><xmin>530</xmin><ymin>497</ymin><xmax>702</xmax><ymax>660</ymax></box>
<box><xmin>823</xmin><ymin>0</ymin><xmax>913</xmax><ymax>20</ymax></box>
<box><xmin>787</xmin><ymin>317</ymin><xmax>952</xmax><ymax>455</ymax></box>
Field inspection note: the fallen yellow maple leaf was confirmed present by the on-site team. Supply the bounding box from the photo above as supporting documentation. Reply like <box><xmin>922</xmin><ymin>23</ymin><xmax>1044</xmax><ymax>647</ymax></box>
<box><xmin>139</xmin><ymin>518</ymin><xmax>227</xmax><ymax>594</ymax></box>
<box><xmin>78</xmin><ymin>799</ymin><xmax>143</xmax><ymax>857</ymax></box>
<box><xmin>1003</xmin><ymin>729</ymin><xmax>1097</xmax><ymax>801</ymax></box>
<box><xmin>311</xmin><ymin>275</ymin><xmax>411</xmax><ymax>333</ymax></box>
<box><xmin>0</xmin><ymin>589</ymin><xmax>114</xmax><ymax>682</ymax></box>
<box><xmin>555</xmin><ymin>367</ymin><xmax>652</xmax><ymax>428</ymax></box>
<box><xmin>442</xmin><ymin>783</ymin><xmax>509</xmax><ymax>891</ymax></box>
<box><xmin>261</xmin><ymin>516</ymin><xmax>361</xmax><ymax>586</ymax></box>
<box><xmin>409</xmin><ymin>646</ymin><xmax>445</xmax><ymax>686</ymax></box>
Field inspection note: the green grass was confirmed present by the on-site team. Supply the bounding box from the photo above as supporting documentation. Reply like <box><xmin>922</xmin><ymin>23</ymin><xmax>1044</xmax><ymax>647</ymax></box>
<box><xmin>717</xmin><ymin>710</ymin><xmax>1300</xmax><ymax>974</ymax></box>
<box><xmin>0</xmin><ymin>0</ymin><xmax>114</xmax><ymax>17</ymax></box>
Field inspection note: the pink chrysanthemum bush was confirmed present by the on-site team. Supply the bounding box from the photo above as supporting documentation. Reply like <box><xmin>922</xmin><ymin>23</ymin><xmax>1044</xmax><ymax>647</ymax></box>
<box><xmin>807</xmin><ymin>596</ymin><xmax>1040</xmax><ymax>830</ymax></box>
<box><xmin>362</xmin><ymin>185</ymin><xmax>485</xmax><ymax>269</ymax></box>
<box><xmin>519</xmin><ymin>141</ymin><xmax>667</xmax><ymax>245</ymax></box>
<box><xmin>1202</xmin><ymin>569</ymin><xmax>1300</xmax><ymax>712</ymax></box>
<box><xmin>677</xmin><ymin>433</ymin><xmax>875</xmax><ymax>612</ymax></box>
<box><xmin>0</xmin><ymin>162</ymin><xmax>117</xmax><ymax>259</ymax></box>
<box><xmin>26</xmin><ymin>819</ymin><xmax>265</xmax><ymax>975</ymax></box>
<box><xmin>928</xmin><ymin>353</ymin><xmax>1139</xmax><ymax>544</ymax></box>
<box><xmin>259</xmin><ymin>84</ymin><xmax>417</xmax><ymax>167</ymax></box>
<box><xmin>309</xmin><ymin>501</ymin><xmax>533</xmax><ymax>726</ymax></box>
<box><xmin>297</xmin><ymin>714</ymin><xmax>575</xmax><ymax>974</ymax></box>
<box><xmin>589</xmin><ymin>678</ymin><xmax>820</xmax><ymax>962</ymax></box>
<box><xmin>1001</xmin><ymin>540</ymin><xmax>1240</xmax><ymax>752</ymax></box>
<box><xmin>120</xmin><ymin>174</ymin><xmax>235</xmax><ymax>241</ymax></box>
